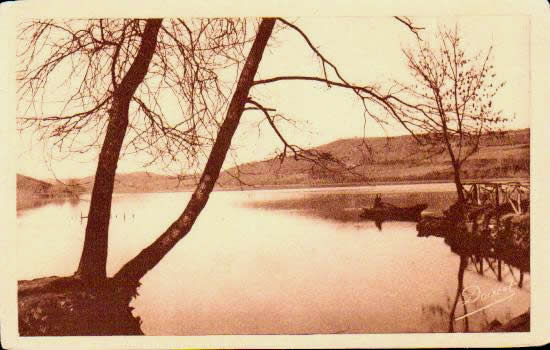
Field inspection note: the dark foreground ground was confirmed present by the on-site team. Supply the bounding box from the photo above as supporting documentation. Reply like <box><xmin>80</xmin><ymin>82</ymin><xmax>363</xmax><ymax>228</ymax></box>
<box><xmin>19</xmin><ymin>276</ymin><xmax>142</xmax><ymax>336</ymax></box>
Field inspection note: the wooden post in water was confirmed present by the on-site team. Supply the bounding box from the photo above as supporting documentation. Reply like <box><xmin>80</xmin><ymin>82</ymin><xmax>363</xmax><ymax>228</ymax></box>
<box><xmin>498</xmin><ymin>259</ymin><xmax>502</xmax><ymax>281</ymax></box>
<box><xmin>520</xmin><ymin>270</ymin><xmax>524</xmax><ymax>288</ymax></box>
<box><xmin>80</xmin><ymin>211</ymin><xmax>88</xmax><ymax>224</ymax></box>
<box><xmin>479</xmin><ymin>255</ymin><xmax>484</xmax><ymax>275</ymax></box>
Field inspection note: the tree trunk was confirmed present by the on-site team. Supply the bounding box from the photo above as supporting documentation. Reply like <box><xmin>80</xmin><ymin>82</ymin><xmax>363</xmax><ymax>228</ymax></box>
<box><xmin>75</xmin><ymin>19</ymin><xmax>163</xmax><ymax>282</ymax></box>
<box><xmin>453</xmin><ymin>163</ymin><xmax>465</xmax><ymax>204</ymax></box>
<box><xmin>112</xmin><ymin>18</ymin><xmax>276</xmax><ymax>285</ymax></box>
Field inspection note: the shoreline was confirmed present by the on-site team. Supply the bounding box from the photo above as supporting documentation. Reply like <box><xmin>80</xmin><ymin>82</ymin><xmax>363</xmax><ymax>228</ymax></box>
<box><xmin>16</xmin><ymin>176</ymin><xmax>530</xmax><ymax>211</ymax></box>
<box><xmin>108</xmin><ymin>176</ymin><xmax>530</xmax><ymax>194</ymax></box>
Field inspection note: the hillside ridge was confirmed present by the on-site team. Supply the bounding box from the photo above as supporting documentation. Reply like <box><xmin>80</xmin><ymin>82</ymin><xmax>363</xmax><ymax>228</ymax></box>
<box><xmin>18</xmin><ymin>128</ymin><xmax>529</xmax><ymax>193</ymax></box>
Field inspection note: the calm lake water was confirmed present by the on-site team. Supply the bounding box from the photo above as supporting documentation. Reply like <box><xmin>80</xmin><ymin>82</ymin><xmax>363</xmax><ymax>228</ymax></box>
<box><xmin>16</xmin><ymin>183</ymin><xmax>530</xmax><ymax>334</ymax></box>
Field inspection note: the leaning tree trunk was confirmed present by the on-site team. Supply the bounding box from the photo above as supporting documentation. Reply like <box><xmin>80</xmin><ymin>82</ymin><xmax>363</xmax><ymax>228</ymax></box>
<box><xmin>112</xmin><ymin>18</ymin><xmax>276</xmax><ymax>285</ymax></box>
<box><xmin>75</xmin><ymin>19</ymin><xmax>163</xmax><ymax>282</ymax></box>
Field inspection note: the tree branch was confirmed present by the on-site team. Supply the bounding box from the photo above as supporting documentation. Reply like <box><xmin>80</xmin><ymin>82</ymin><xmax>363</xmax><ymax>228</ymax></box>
<box><xmin>394</xmin><ymin>16</ymin><xmax>424</xmax><ymax>40</ymax></box>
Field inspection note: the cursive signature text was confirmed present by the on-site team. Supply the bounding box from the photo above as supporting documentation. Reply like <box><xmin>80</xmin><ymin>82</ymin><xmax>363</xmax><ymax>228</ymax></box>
<box><xmin>455</xmin><ymin>281</ymin><xmax>516</xmax><ymax>321</ymax></box>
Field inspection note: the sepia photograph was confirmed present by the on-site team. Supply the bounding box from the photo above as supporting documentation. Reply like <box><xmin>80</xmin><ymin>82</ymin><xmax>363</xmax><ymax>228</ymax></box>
<box><xmin>2</xmin><ymin>0</ymin><xmax>549</xmax><ymax>348</ymax></box>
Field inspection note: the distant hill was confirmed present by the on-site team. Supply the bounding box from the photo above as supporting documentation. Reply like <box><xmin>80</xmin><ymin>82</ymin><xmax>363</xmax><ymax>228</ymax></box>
<box><xmin>17</xmin><ymin>174</ymin><xmax>86</xmax><ymax>210</ymax></box>
<box><xmin>17</xmin><ymin>174</ymin><xmax>54</xmax><ymax>194</ymax></box>
<box><xmin>216</xmin><ymin>128</ymin><xmax>530</xmax><ymax>187</ymax></box>
<box><xmin>22</xmin><ymin>128</ymin><xmax>529</xmax><ymax>194</ymax></box>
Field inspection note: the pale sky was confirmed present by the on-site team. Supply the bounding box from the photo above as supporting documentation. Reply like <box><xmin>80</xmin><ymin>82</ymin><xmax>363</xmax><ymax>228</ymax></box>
<box><xmin>16</xmin><ymin>15</ymin><xmax>530</xmax><ymax>180</ymax></box>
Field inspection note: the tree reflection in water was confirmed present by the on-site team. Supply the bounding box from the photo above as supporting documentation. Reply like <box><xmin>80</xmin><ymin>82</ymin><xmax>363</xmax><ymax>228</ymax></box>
<box><xmin>421</xmin><ymin>251</ymin><xmax>526</xmax><ymax>333</ymax></box>
<box><xmin>448</xmin><ymin>254</ymin><xmax>469</xmax><ymax>332</ymax></box>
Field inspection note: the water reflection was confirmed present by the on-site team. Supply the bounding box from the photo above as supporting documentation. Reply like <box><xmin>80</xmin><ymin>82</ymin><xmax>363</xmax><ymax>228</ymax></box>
<box><xmin>246</xmin><ymin>191</ymin><xmax>456</xmax><ymax>223</ymax></box>
<box><xmin>16</xmin><ymin>186</ymin><xmax>530</xmax><ymax>334</ymax></box>
<box><xmin>249</xmin><ymin>189</ymin><xmax>530</xmax><ymax>333</ymax></box>
<box><xmin>449</xmin><ymin>255</ymin><xmax>469</xmax><ymax>332</ymax></box>
<box><xmin>418</xmin><ymin>250</ymin><xmax>529</xmax><ymax>332</ymax></box>
<box><xmin>16</xmin><ymin>194</ymin><xmax>82</xmax><ymax>213</ymax></box>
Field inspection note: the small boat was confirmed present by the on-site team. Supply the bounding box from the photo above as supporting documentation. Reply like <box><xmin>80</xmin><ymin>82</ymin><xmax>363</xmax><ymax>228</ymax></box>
<box><xmin>360</xmin><ymin>203</ymin><xmax>428</xmax><ymax>222</ymax></box>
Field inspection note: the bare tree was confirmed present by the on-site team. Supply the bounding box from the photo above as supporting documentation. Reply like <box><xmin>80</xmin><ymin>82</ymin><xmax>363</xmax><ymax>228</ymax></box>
<box><xmin>112</xmin><ymin>17</ymin><xmax>428</xmax><ymax>286</ymax></box>
<box><xmin>390</xmin><ymin>25</ymin><xmax>508</xmax><ymax>202</ymax></box>
<box><xmin>18</xmin><ymin>18</ymin><xmax>253</xmax><ymax>281</ymax></box>
<box><xmin>18</xmin><ymin>17</ymin><xmax>428</xmax><ymax>335</ymax></box>
<box><xmin>112</xmin><ymin>18</ymin><xmax>277</xmax><ymax>284</ymax></box>
<box><xmin>387</xmin><ymin>28</ymin><xmax>509</xmax><ymax>333</ymax></box>
<box><xmin>18</xmin><ymin>17</ymin><xmax>421</xmax><ymax>283</ymax></box>
<box><xmin>18</xmin><ymin>18</ymin><xmax>251</xmax><ymax>167</ymax></box>
<box><xmin>75</xmin><ymin>19</ymin><xmax>162</xmax><ymax>282</ymax></box>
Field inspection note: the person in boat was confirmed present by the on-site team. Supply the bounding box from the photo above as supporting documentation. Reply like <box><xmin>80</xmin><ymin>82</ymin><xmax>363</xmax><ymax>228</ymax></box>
<box><xmin>373</xmin><ymin>194</ymin><xmax>396</xmax><ymax>209</ymax></box>
<box><xmin>373</xmin><ymin>194</ymin><xmax>381</xmax><ymax>208</ymax></box>
<box><xmin>374</xmin><ymin>194</ymin><xmax>383</xmax><ymax>208</ymax></box>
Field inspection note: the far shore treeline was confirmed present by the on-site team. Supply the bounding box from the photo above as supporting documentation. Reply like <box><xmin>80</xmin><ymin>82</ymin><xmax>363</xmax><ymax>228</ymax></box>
<box><xmin>17</xmin><ymin>128</ymin><xmax>529</xmax><ymax>202</ymax></box>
